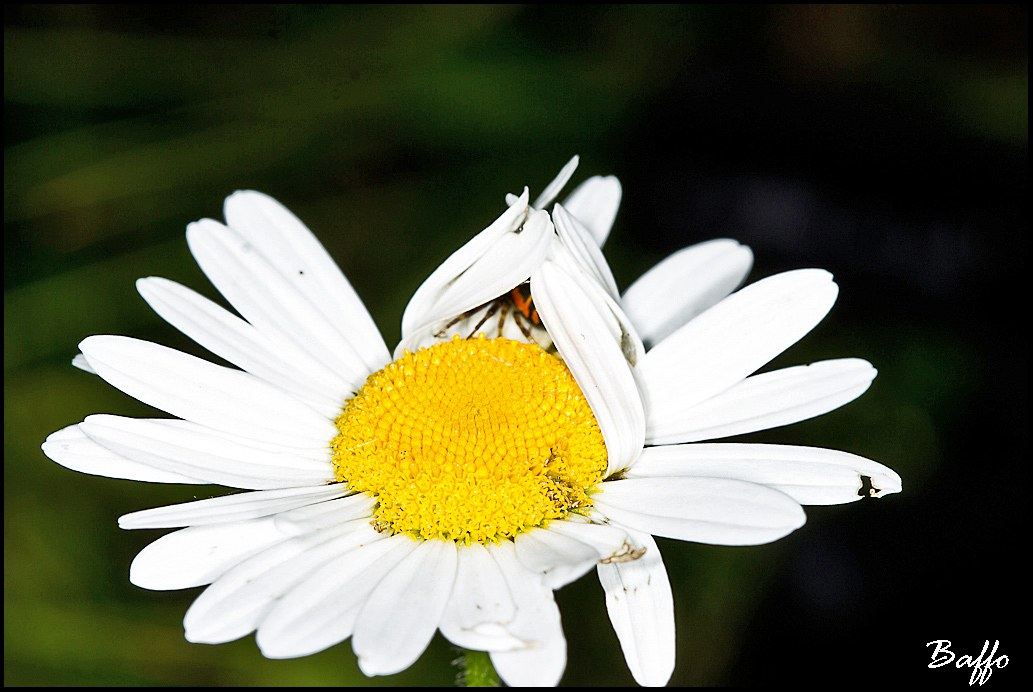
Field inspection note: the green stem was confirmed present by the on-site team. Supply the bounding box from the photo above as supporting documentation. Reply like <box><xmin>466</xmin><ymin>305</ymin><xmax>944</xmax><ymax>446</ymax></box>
<box><xmin>455</xmin><ymin>648</ymin><xmax>500</xmax><ymax>687</ymax></box>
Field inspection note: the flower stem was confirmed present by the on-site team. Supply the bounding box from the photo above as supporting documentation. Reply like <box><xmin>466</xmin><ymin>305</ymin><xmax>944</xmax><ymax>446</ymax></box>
<box><xmin>455</xmin><ymin>648</ymin><xmax>499</xmax><ymax>687</ymax></box>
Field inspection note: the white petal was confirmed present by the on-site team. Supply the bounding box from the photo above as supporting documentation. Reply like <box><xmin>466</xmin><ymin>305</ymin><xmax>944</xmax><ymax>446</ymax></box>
<box><xmin>130</xmin><ymin>516</ymin><xmax>299</xmax><ymax>590</ymax></box>
<box><xmin>532</xmin><ymin>259</ymin><xmax>645</xmax><ymax>477</ymax></box>
<box><xmin>639</xmin><ymin>269</ymin><xmax>839</xmax><ymax>422</ymax></box>
<box><xmin>514</xmin><ymin>525</ymin><xmax>603</xmax><ymax>590</ymax></box>
<box><xmin>647</xmin><ymin>359</ymin><xmax>877</xmax><ymax>444</ymax></box>
<box><xmin>552</xmin><ymin>203</ymin><xmax>620</xmax><ymax>299</ymax></box>
<box><xmin>185</xmin><ymin>520</ymin><xmax>381</xmax><ymax>645</ymax></box>
<box><xmin>257</xmin><ymin>534</ymin><xmax>416</xmax><ymax>659</ymax></box>
<box><xmin>532</xmin><ymin>155</ymin><xmax>579</xmax><ymax>210</ymax></box>
<box><xmin>621</xmin><ymin>239</ymin><xmax>754</xmax><ymax>348</ymax></box>
<box><xmin>71</xmin><ymin>352</ymin><xmax>95</xmax><ymax>373</ymax></box>
<box><xmin>79</xmin><ymin>415</ymin><xmax>332</xmax><ymax>490</ymax></box>
<box><xmin>396</xmin><ymin>198</ymin><xmax>553</xmax><ymax>355</ymax></box>
<box><xmin>561</xmin><ymin>175</ymin><xmax>622</xmax><ymax>247</ymax></box>
<box><xmin>399</xmin><ymin>189</ymin><xmax>530</xmax><ymax>339</ymax></box>
<box><xmin>486</xmin><ymin>541</ymin><xmax>567</xmax><ymax>687</ymax></box>
<box><xmin>515</xmin><ymin>520</ymin><xmax>639</xmax><ymax>589</ymax></box>
<box><xmin>119</xmin><ymin>485</ymin><xmax>350</xmax><ymax>529</ymax></box>
<box><xmin>79</xmin><ymin>335</ymin><xmax>338</xmax><ymax>448</ymax></box>
<box><xmin>137</xmin><ymin>277</ymin><xmax>350</xmax><ymax>416</ymax></box>
<box><xmin>439</xmin><ymin>543</ymin><xmax>524</xmax><ymax>652</ymax></box>
<box><xmin>596</xmin><ymin>530</ymin><xmax>675</xmax><ymax>687</ymax></box>
<box><xmin>186</xmin><ymin>218</ymin><xmax>372</xmax><ymax>391</ymax></box>
<box><xmin>593</xmin><ymin>477</ymin><xmax>806</xmax><ymax>546</ymax></box>
<box><xmin>42</xmin><ymin>424</ymin><xmax>205</xmax><ymax>484</ymax></box>
<box><xmin>626</xmin><ymin>443</ymin><xmax>902</xmax><ymax>505</ymax></box>
<box><xmin>223</xmin><ymin>190</ymin><xmax>391</xmax><ymax>375</ymax></box>
<box><xmin>354</xmin><ymin>539</ymin><xmax>458</xmax><ymax>676</ymax></box>
<box><xmin>273</xmin><ymin>493</ymin><xmax>377</xmax><ymax>531</ymax></box>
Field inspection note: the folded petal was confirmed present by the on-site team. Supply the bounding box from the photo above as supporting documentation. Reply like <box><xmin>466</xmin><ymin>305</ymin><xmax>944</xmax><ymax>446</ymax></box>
<box><xmin>621</xmin><ymin>239</ymin><xmax>753</xmax><ymax>349</ymax></box>
<box><xmin>118</xmin><ymin>485</ymin><xmax>352</xmax><ymax>530</ymax></box>
<box><xmin>561</xmin><ymin>175</ymin><xmax>622</xmax><ymax>247</ymax></box>
<box><xmin>647</xmin><ymin>358</ymin><xmax>877</xmax><ymax>444</ymax></box>
<box><xmin>532</xmin><ymin>259</ymin><xmax>645</xmax><ymax>477</ymax></box>
<box><xmin>626</xmin><ymin>443</ymin><xmax>902</xmax><ymax>505</ymax></box>
<box><xmin>79</xmin><ymin>414</ymin><xmax>332</xmax><ymax>490</ymax></box>
<box><xmin>514</xmin><ymin>520</ymin><xmax>632</xmax><ymax>590</ymax></box>
<box><xmin>400</xmin><ymin>189</ymin><xmax>539</xmax><ymax>338</ymax></box>
<box><xmin>487</xmin><ymin>541</ymin><xmax>567</xmax><ymax>687</ymax></box>
<box><xmin>79</xmin><ymin>335</ymin><xmax>338</xmax><ymax>448</ymax></box>
<box><xmin>137</xmin><ymin>277</ymin><xmax>351</xmax><ymax>417</ymax></box>
<box><xmin>439</xmin><ymin>542</ymin><xmax>524</xmax><ymax>652</ymax></box>
<box><xmin>223</xmin><ymin>190</ymin><xmax>391</xmax><ymax>376</ymax></box>
<box><xmin>638</xmin><ymin>269</ymin><xmax>839</xmax><ymax>421</ymax></box>
<box><xmin>353</xmin><ymin>538</ymin><xmax>458</xmax><ymax>676</ymax></box>
<box><xmin>596</xmin><ymin>529</ymin><xmax>675</xmax><ymax>687</ymax></box>
<box><xmin>593</xmin><ymin>477</ymin><xmax>806</xmax><ymax>546</ymax></box>
<box><xmin>42</xmin><ymin>424</ymin><xmax>205</xmax><ymax>484</ymax></box>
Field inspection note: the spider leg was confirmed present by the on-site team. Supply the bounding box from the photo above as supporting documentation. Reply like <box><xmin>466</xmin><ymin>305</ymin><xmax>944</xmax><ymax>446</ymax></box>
<box><xmin>466</xmin><ymin>299</ymin><xmax>503</xmax><ymax>338</ymax></box>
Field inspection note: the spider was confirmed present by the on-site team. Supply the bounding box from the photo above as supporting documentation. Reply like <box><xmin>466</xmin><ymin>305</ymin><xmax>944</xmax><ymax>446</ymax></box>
<box><xmin>436</xmin><ymin>282</ymin><xmax>543</xmax><ymax>342</ymax></box>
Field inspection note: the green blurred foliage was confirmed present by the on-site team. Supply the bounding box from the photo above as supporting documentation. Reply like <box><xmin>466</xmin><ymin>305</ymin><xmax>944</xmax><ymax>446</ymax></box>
<box><xmin>5</xmin><ymin>4</ymin><xmax>1025</xmax><ymax>687</ymax></box>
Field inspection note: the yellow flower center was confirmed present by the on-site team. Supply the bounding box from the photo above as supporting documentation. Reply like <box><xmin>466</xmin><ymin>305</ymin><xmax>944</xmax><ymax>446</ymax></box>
<box><xmin>331</xmin><ymin>335</ymin><xmax>608</xmax><ymax>544</ymax></box>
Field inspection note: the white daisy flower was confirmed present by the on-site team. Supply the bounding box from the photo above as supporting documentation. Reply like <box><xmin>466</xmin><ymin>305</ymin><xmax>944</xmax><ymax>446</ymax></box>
<box><xmin>42</xmin><ymin>157</ymin><xmax>900</xmax><ymax>687</ymax></box>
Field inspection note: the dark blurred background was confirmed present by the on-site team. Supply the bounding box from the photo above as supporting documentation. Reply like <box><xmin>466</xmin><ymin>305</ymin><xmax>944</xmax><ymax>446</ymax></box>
<box><xmin>5</xmin><ymin>5</ymin><xmax>1026</xmax><ymax>686</ymax></box>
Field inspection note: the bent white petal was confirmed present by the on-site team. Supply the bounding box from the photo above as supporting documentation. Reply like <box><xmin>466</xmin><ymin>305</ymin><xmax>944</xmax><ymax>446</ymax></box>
<box><xmin>626</xmin><ymin>443</ymin><xmax>903</xmax><ymax>505</ymax></box>
<box><xmin>79</xmin><ymin>336</ymin><xmax>338</xmax><ymax>449</ymax></box>
<box><xmin>118</xmin><ymin>485</ymin><xmax>350</xmax><ymax>530</ymax></box>
<box><xmin>533</xmin><ymin>259</ymin><xmax>645</xmax><ymax>477</ymax></box>
<box><xmin>223</xmin><ymin>190</ymin><xmax>391</xmax><ymax>376</ymax></box>
<box><xmin>440</xmin><ymin>543</ymin><xmax>525</xmax><ymax>652</ymax></box>
<box><xmin>594</xmin><ymin>477</ymin><xmax>806</xmax><ymax>546</ymax></box>
<box><xmin>621</xmin><ymin>239</ymin><xmax>754</xmax><ymax>349</ymax></box>
<box><xmin>561</xmin><ymin>174</ymin><xmax>622</xmax><ymax>247</ymax></box>
<box><xmin>130</xmin><ymin>517</ymin><xmax>301</xmax><ymax>590</ymax></box>
<box><xmin>399</xmin><ymin>189</ymin><xmax>531</xmax><ymax>339</ymax></box>
<box><xmin>354</xmin><ymin>538</ymin><xmax>458</xmax><ymax>677</ymax></box>
<box><xmin>42</xmin><ymin>424</ymin><xmax>205</xmax><ymax>485</ymax></box>
<box><xmin>79</xmin><ymin>415</ymin><xmax>332</xmax><ymax>490</ymax></box>
<box><xmin>647</xmin><ymin>358</ymin><xmax>877</xmax><ymax>444</ymax></box>
<box><xmin>71</xmin><ymin>352</ymin><xmax>95</xmax><ymax>373</ymax></box>
<box><xmin>137</xmin><ymin>277</ymin><xmax>351</xmax><ymax>416</ymax></box>
<box><xmin>639</xmin><ymin>269</ymin><xmax>839</xmax><ymax>421</ymax></box>
<box><xmin>597</xmin><ymin>529</ymin><xmax>675</xmax><ymax>687</ymax></box>
<box><xmin>514</xmin><ymin>520</ymin><xmax>631</xmax><ymax>590</ymax></box>
<box><xmin>487</xmin><ymin>541</ymin><xmax>567</xmax><ymax>687</ymax></box>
